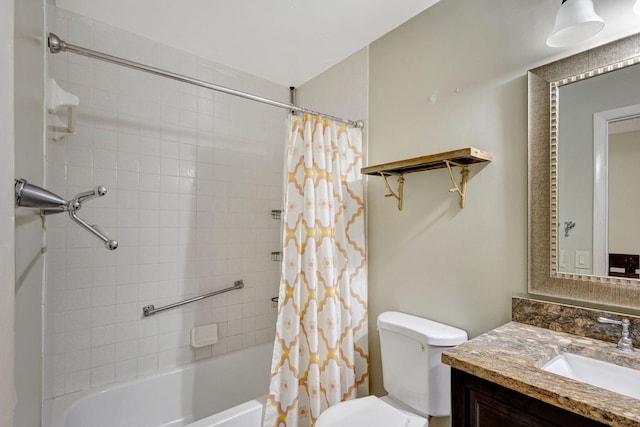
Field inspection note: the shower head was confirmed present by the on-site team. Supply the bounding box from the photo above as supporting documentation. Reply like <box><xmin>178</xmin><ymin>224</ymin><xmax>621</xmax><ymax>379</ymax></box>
<box><xmin>15</xmin><ymin>179</ymin><xmax>68</xmax><ymax>211</ymax></box>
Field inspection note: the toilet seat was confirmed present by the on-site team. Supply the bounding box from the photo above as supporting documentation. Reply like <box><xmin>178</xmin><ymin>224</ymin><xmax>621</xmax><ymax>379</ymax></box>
<box><xmin>315</xmin><ymin>396</ymin><xmax>428</xmax><ymax>427</ymax></box>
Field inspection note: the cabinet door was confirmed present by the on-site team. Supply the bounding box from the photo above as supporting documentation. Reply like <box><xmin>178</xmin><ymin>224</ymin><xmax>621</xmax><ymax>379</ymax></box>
<box><xmin>469</xmin><ymin>389</ymin><xmax>557</xmax><ymax>426</ymax></box>
<box><xmin>451</xmin><ymin>369</ymin><xmax>605</xmax><ymax>427</ymax></box>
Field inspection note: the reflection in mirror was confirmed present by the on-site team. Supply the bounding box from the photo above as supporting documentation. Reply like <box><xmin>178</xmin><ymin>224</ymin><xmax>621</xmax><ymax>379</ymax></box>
<box><xmin>556</xmin><ymin>62</ymin><xmax>640</xmax><ymax>279</ymax></box>
<box><xmin>607</xmin><ymin>117</ymin><xmax>640</xmax><ymax>278</ymax></box>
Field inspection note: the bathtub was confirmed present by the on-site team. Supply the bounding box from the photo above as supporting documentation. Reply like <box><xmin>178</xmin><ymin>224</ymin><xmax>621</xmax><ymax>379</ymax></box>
<box><xmin>48</xmin><ymin>343</ymin><xmax>272</xmax><ymax>427</ymax></box>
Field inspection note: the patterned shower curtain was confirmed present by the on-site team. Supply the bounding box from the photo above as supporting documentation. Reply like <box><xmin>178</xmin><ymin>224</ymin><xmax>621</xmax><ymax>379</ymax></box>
<box><xmin>263</xmin><ymin>114</ymin><xmax>368</xmax><ymax>427</ymax></box>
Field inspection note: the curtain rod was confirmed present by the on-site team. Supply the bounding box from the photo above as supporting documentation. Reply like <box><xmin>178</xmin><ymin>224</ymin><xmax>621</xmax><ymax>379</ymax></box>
<box><xmin>47</xmin><ymin>33</ymin><xmax>364</xmax><ymax>129</ymax></box>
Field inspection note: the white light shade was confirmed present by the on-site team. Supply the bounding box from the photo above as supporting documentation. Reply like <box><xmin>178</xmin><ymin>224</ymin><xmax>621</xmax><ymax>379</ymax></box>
<box><xmin>634</xmin><ymin>0</ymin><xmax>640</xmax><ymax>15</ymax></box>
<box><xmin>546</xmin><ymin>0</ymin><xmax>605</xmax><ymax>47</ymax></box>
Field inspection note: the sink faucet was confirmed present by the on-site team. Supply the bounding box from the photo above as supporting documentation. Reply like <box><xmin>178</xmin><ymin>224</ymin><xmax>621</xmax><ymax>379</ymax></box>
<box><xmin>598</xmin><ymin>317</ymin><xmax>634</xmax><ymax>352</ymax></box>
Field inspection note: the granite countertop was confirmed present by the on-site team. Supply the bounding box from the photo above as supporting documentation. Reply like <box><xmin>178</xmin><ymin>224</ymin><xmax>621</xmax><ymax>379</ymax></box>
<box><xmin>442</xmin><ymin>321</ymin><xmax>640</xmax><ymax>426</ymax></box>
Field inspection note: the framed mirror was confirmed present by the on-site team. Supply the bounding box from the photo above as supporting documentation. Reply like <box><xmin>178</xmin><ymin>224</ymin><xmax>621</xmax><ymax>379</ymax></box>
<box><xmin>528</xmin><ymin>32</ymin><xmax>640</xmax><ymax>309</ymax></box>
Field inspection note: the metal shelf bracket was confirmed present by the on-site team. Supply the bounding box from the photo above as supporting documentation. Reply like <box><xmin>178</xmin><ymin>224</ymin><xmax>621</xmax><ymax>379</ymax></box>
<box><xmin>380</xmin><ymin>172</ymin><xmax>404</xmax><ymax>211</ymax></box>
<box><xmin>444</xmin><ymin>160</ymin><xmax>469</xmax><ymax>208</ymax></box>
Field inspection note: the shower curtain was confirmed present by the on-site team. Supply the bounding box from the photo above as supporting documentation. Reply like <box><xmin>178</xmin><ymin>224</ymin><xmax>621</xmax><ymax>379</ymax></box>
<box><xmin>264</xmin><ymin>114</ymin><xmax>368</xmax><ymax>427</ymax></box>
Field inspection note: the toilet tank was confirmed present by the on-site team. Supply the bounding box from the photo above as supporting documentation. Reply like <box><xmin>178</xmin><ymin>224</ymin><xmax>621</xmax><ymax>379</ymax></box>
<box><xmin>377</xmin><ymin>311</ymin><xmax>467</xmax><ymax>417</ymax></box>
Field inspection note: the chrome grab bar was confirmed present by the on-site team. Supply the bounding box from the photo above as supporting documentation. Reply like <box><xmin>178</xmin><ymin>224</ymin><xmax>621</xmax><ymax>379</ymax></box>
<box><xmin>142</xmin><ymin>280</ymin><xmax>244</xmax><ymax>317</ymax></box>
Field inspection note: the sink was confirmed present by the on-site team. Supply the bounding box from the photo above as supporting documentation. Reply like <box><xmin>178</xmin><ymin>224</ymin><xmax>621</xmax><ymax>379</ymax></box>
<box><xmin>541</xmin><ymin>352</ymin><xmax>640</xmax><ymax>399</ymax></box>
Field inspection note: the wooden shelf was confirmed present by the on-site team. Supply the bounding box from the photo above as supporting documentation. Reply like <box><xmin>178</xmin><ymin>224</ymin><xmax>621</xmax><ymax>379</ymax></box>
<box><xmin>361</xmin><ymin>147</ymin><xmax>492</xmax><ymax>210</ymax></box>
<box><xmin>361</xmin><ymin>147</ymin><xmax>492</xmax><ymax>175</ymax></box>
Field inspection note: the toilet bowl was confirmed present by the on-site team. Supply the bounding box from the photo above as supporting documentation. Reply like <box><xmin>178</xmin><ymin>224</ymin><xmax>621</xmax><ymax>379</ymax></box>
<box><xmin>315</xmin><ymin>395</ymin><xmax>428</xmax><ymax>427</ymax></box>
<box><xmin>315</xmin><ymin>311</ymin><xmax>467</xmax><ymax>427</ymax></box>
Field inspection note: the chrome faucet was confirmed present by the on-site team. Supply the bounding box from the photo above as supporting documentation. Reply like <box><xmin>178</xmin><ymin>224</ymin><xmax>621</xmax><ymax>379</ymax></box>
<box><xmin>598</xmin><ymin>317</ymin><xmax>634</xmax><ymax>352</ymax></box>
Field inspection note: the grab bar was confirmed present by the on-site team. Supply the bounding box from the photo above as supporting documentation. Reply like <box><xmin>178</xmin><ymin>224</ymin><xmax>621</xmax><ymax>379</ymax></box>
<box><xmin>142</xmin><ymin>280</ymin><xmax>244</xmax><ymax>317</ymax></box>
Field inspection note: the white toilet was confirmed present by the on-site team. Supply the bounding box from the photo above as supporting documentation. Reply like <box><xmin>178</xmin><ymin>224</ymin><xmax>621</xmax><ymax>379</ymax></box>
<box><xmin>316</xmin><ymin>311</ymin><xmax>467</xmax><ymax>427</ymax></box>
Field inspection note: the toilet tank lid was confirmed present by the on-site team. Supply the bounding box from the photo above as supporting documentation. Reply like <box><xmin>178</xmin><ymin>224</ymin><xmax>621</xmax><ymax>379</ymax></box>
<box><xmin>377</xmin><ymin>311</ymin><xmax>468</xmax><ymax>346</ymax></box>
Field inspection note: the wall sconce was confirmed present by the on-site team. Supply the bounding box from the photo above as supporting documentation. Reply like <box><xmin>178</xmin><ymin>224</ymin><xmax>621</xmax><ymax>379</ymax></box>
<box><xmin>547</xmin><ymin>0</ymin><xmax>605</xmax><ymax>47</ymax></box>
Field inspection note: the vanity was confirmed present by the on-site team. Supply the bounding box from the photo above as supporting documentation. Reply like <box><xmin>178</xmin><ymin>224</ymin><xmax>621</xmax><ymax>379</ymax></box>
<box><xmin>443</xmin><ymin>298</ymin><xmax>640</xmax><ymax>426</ymax></box>
<box><xmin>443</xmin><ymin>31</ymin><xmax>640</xmax><ymax>426</ymax></box>
<box><xmin>444</xmin><ymin>323</ymin><xmax>640</xmax><ymax>425</ymax></box>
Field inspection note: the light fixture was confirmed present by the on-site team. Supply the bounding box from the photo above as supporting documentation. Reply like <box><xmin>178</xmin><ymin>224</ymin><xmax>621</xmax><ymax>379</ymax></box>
<box><xmin>546</xmin><ymin>0</ymin><xmax>605</xmax><ymax>47</ymax></box>
<box><xmin>634</xmin><ymin>0</ymin><xmax>640</xmax><ymax>15</ymax></box>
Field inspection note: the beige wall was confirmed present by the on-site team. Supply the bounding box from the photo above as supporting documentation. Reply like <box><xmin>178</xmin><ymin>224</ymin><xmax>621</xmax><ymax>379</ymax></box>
<box><xmin>367</xmin><ymin>0</ymin><xmax>640</xmax><ymax>404</ymax></box>
<box><xmin>296</xmin><ymin>47</ymin><xmax>369</xmax><ymax>130</ymax></box>
<box><xmin>14</xmin><ymin>0</ymin><xmax>46</xmax><ymax>424</ymax></box>
<box><xmin>0</xmin><ymin>0</ymin><xmax>15</xmax><ymax>424</ymax></box>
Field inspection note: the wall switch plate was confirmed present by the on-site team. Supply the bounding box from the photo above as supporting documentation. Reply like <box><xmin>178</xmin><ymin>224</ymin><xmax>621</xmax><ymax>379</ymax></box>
<box><xmin>575</xmin><ymin>250</ymin><xmax>590</xmax><ymax>269</ymax></box>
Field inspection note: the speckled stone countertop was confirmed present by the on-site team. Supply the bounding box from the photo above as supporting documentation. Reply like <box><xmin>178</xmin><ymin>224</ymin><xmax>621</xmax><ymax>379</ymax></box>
<box><xmin>442</xmin><ymin>321</ymin><xmax>640</xmax><ymax>426</ymax></box>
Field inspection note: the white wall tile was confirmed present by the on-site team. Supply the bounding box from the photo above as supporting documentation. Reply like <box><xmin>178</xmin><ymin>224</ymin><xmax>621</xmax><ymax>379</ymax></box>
<box><xmin>65</xmin><ymin>370</ymin><xmax>90</xmax><ymax>394</ymax></box>
<box><xmin>91</xmin><ymin>364</ymin><xmax>115</xmax><ymax>387</ymax></box>
<box><xmin>92</xmin><ymin>305</ymin><xmax>116</xmax><ymax>327</ymax></box>
<box><xmin>115</xmin><ymin>340</ymin><xmax>137</xmax><ymax>362</ymax></box>
<box><xmin>137</xmin><ymin>354</ymin><xmax>158</xmax><ymax>375</ymax></box>
<box><xmin>65</xmin><ymin>329</ymin><xmax>91</xmax><ymax>353</ymax></box>
<box><xmin>115</xmin><ymin>359</ymin><xmax>137</xmax><ymax>381</ymax></box>
<box><xmin>45</xmin><ymin>7</ymin><xmax>285</xmax><ymax>398</ymax></box>
<box><xmin>65</xmin><ymin>349</ymin><xmax>91</xmax><ymax>373</ymax></box>
<box><xmin>92</xmin><ymin>325</ymin><xmax>115</xmax><ymax>347</ymax></box>
<box><xmin>91</xmin><ymin>344</ymin><xmax>115</xmax><ymax>367</ymax></box>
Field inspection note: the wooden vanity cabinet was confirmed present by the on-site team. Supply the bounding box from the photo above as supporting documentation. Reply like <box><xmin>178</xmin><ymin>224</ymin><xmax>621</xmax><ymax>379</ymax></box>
<box><xmin>451</xmin><ymin>369</ymin><xmax>606</xmax><ymax>427</ymax></box>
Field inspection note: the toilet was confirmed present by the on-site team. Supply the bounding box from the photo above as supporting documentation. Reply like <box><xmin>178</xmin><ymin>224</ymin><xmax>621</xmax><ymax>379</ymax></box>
<box><xmin>316</xmin><ymin>311</ymin><xmax>467</xmax><ymax>427</ymax></box>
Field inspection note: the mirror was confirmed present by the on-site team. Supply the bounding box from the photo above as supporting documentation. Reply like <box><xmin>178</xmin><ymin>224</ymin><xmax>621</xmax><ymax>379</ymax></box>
<box><xmin>557</xmin><ymin>62</ymin><xmax>640</xmax><ymax>277</ymax></box>
<box><xmin>528</xmin><ymin>32</ymin><xmax>640</xmax><ymax>309</ymax></box>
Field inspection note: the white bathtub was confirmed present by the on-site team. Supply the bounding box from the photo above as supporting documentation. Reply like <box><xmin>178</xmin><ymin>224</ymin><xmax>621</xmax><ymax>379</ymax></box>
<box><xmin>48</xmin><ymin>343</ymin><xmax>272</xmax><ymax>427</ymax></box>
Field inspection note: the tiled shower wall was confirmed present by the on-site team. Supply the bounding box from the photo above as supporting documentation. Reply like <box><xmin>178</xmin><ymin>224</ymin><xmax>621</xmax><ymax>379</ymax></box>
<box><xmin>44</xmin><ymin>7</ymin><xmax>286</xmax><ymax>399</ymax></box>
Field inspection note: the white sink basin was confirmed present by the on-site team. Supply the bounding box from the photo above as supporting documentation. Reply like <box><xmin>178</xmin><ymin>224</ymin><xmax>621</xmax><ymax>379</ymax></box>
<box><xmin>542</xmin><ymin>352</ymin><xmax>640</xmax><ymax>399</ymax></box>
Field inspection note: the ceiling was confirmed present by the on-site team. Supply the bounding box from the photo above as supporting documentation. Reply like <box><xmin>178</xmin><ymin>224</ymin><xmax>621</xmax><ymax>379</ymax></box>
<box><xmin>55</xmin><ymin>0</ymin><xmax>441</xmax><ymax>86</ymax></box>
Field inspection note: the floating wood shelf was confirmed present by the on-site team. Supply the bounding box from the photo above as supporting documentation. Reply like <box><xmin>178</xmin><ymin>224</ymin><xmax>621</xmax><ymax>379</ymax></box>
<box><xmin>361</xmin><ymin>147</ymin><xmax>492</xmax><ymax>210</ymax></box>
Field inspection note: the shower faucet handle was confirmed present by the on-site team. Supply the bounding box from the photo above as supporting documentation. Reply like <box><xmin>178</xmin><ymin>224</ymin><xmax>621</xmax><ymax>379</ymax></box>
<box><xmin>71</xmin><ymin>186</ymin><xmax>107</xmax><ymax>209</ymax></box>
<box><xmin>15</xmin><ymin>178</ymin><xmax>118</xmax><ymax>250</ymax></box>
<box><xmin>68</xmin><ymin>185</ymin><xmax>117</xmax><ymax>249</ymax></box>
